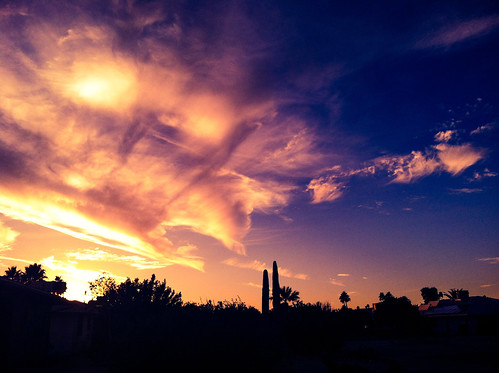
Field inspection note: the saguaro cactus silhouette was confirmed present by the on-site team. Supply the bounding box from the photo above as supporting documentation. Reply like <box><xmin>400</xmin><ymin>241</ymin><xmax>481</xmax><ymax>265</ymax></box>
<box><xmin>272</xmin><ymin>261</ymin><xmax>280</xmax><ymax>311</ymax></box>
<box><xmin>262</xmin><ymin>269</ymin><xmax>269</xmax><ymax>314</ymax></box>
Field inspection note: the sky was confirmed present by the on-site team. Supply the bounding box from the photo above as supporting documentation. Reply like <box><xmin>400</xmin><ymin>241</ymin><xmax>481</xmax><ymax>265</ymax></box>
<box><xmin>0</xmin><ymin>0</ymin><xmax>498</xmax><ymax>309</ymax></box>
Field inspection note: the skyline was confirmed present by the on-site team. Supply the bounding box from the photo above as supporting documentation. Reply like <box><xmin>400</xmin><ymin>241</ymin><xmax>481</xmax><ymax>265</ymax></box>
<box><xmin>0</xmin><ymin>0</ymin><xmax>498</xmax><ymax>308</ymax></box>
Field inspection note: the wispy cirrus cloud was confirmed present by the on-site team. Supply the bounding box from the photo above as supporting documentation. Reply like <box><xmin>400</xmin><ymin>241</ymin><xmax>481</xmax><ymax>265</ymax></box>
<box><xmin>416</xmin><ymin>15</ymin><xmax>499</xmax><ymax>49</ymax></box>
<box><xmin>449</xmin><ymin>188</ymin><xmax>483</xmax><ymax>194</ymax></box>
<box><xmin>471</xmin><ymin>123</ymin><xmax>495</xmax><ymax>135</ymax></box>
<box><xmin>222</xmin><ymin>258</ymin><xmax>267</xmax><ymax>272</ymax></box>
<box><xmin>470</xmin><ymin>169</ymin><xmax>497</xmax><ymax>181</ymax></box>
<box><xmin>477</xmin><ymin>257</ymin><xmax>499</xmax><ymax>264</ymax></box>
<box><xmin>222</xmin><ymin>257</ymin><xmax>309</xmax><ymax>280</ymax></box>
<box><xmin>329</xmin><ymin>278</ymin><xmax>345</xmax><ymax>287</ymax></box>
<box><xmin>245</xmin><ymin>282</ymin><xmax>262</xmax><ymax>289</ymax></box>
<box><xmin>307</xmin><ymin>166</ymin><xmax>375</xmax><ymax>204</ymax></box>
<box><xmin>0</xmin><ymin>255</ymin><xmax>33</xmax><ymax>265</ymax></box>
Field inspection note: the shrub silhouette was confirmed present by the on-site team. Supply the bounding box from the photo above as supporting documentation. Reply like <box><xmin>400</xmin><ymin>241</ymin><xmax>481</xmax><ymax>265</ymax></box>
<box><xmin>420</xmin><ymin>286</ymin><xmax>441</xmax><ymax>303</ymax></box>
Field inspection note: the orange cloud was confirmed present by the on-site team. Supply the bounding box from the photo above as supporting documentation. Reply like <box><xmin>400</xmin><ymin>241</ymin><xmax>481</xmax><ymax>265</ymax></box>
<box><xmin>434</xmin><ymin>130</ymin><xmax>456</xmax><ymax>143</ymax></box>
<box><xmin>435</xmin><ymin>143</ymin><xmax>484</xmax><ymax>175</ymax></box>
<box><xmin>0</xmin><ymin>221</ymin><xmax>19</xmax><ymax>252</ymax></box>
<box><xmin>0</xmin><ymin>3</ymin><xmax>325</xmax><ymax>269</ymax></box>
<box><xmin>375</xmin><ymin>143</ymin><xmax>483</xmax><ymax>184</ymax></box>
<box><xmin>379</xmin><ymin>151</ymin><xmax>440</xmax><ymax>183</ymax></box>
<box><xmin>307</xmin><ymin>176</ymin><xmax>345</xmax><ymax>204</ymax></box>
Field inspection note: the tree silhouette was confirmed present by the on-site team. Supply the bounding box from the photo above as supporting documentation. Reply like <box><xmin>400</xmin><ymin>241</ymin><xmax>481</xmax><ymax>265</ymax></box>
<box><xmin>89</xmin><ymin>274</ymin><xmax>117</xmax><ymax>300</ymax></box>
<box><xmin>374</xmin><ymin>294</ymin><xmax>419</xmax><ymax>333</ymax></box>
<box><xmin>53</xmin><ymin>275</ymin><xmax>67</xmax><ymax>296</ymax></box>
<box><xmin>379</xmin><ymin>291</ymin><xmax>394</xmax><ymax>302</ymax></box>
<box><xmin>23</xmin><ymin>263</ymin><xmax>47</xmax><ymax>283</ymax></box>
<box><xmin>89</xmin><ymin>274</ymin><xmax>182</xmax><ymax>308</ymax></box>
<box><xmin>420</xmin><ymin>287</ymin><xmax>441</xmax><ymax>304</ymax></box>
<box><xmin>4</xmin><ymin>266</ymin><xmax>23</xmax><ymax>281</ymax></box>
<box><xmin>339</xmin><ymin>291</ymin><xmax>350</xmax><ymax>308</ymax></box>
<box><xmin>280</xmin><ymin>286</ymin><xmax>300</xmax><ymax>306</ymax></box>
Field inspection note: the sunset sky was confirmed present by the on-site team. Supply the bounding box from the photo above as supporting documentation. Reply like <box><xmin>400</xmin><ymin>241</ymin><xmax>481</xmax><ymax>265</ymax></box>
<box><xmin>1</xmin><ymin>0</ymin><xmax>498</xmax><ymax>309</ymax></box>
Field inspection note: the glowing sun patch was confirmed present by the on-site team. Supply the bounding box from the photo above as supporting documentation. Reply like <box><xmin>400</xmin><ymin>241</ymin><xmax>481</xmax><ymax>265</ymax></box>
<box><xmin>70</xmin><ymin>61</ymin><xmax>137</xmax><ymax>109</ymax></box>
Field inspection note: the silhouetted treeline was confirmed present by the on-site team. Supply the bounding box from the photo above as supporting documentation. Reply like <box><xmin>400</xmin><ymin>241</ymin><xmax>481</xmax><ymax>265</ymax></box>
<box><xmin>88</xmin><ymin>293</ymin><xmax>424</xmax><ymax>372</ymax></box>
<box><xmin>81</xmin><ymin>275</ymin><xmax>444</xmax><ymax>372</ymax></box>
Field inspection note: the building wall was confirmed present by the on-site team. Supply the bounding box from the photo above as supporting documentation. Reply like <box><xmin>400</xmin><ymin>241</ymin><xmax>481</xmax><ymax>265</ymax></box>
<box><xmin>49</xmin><ymin>311</ymin><xmax>94</xmax><ymax>356</ymax></box>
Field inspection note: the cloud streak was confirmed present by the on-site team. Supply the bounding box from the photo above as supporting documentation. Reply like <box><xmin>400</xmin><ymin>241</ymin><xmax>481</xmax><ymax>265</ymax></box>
<box><xmin>222</xmin><ymin>257</ymin><xmax>309</xmax><ymax>280</ymax></box>
<box><xmin>477</xmin><ymin>257</ymin><xmax>499</xmax><ymax>265</ymax></box>
<box><xmin>416</xmin><ymin>15</ymin><xmax>499</xmax><ymax>49</ymax></box>
<box><xmin>66</xmin><ymin>248</ymin><xmax>175</xmax><ymax>270</ymax></box>
<box><xmin>329</xmin><ymin>278</ymin><xmax>345</xmax><ymax>287</ymax></box>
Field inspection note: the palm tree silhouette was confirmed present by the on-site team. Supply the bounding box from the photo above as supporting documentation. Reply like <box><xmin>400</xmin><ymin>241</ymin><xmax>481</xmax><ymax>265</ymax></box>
<box><xmin>444</xmin><ymin>288</ymin><xmax>462</xmax><ymax>299</ymax></box>
<box><xmin>23</xmin><ymin>263</ymin><xmax>47</xmax><ymax>283</ymax></box>
<box><xmin>4</xmin><ymin>266</ymin><xmax>23</xmax><ymax>281</ymax></box>
<box><xmin>280</xmin><ymin>286</ymin><xmax>300</xmax><ymax>306</ymax></box>
<box><xmin>339</xmin><ymin>291</ymin><xmax>350</xmax><ymax>308</ymax></box>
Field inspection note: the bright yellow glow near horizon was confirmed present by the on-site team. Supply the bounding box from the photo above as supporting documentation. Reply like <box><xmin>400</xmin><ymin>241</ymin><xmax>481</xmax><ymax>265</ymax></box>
<box><xmin>0</xmin><ymin>193</ymin><xmax>156</xmax><ymax>259</ymax></box>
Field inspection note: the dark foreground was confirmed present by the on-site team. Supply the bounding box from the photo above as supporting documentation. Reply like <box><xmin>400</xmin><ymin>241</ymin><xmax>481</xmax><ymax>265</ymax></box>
<box><xmin>36</xmin><ymin>335</ymin><xmax>498</xmax><ymax>373</ymax></box>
